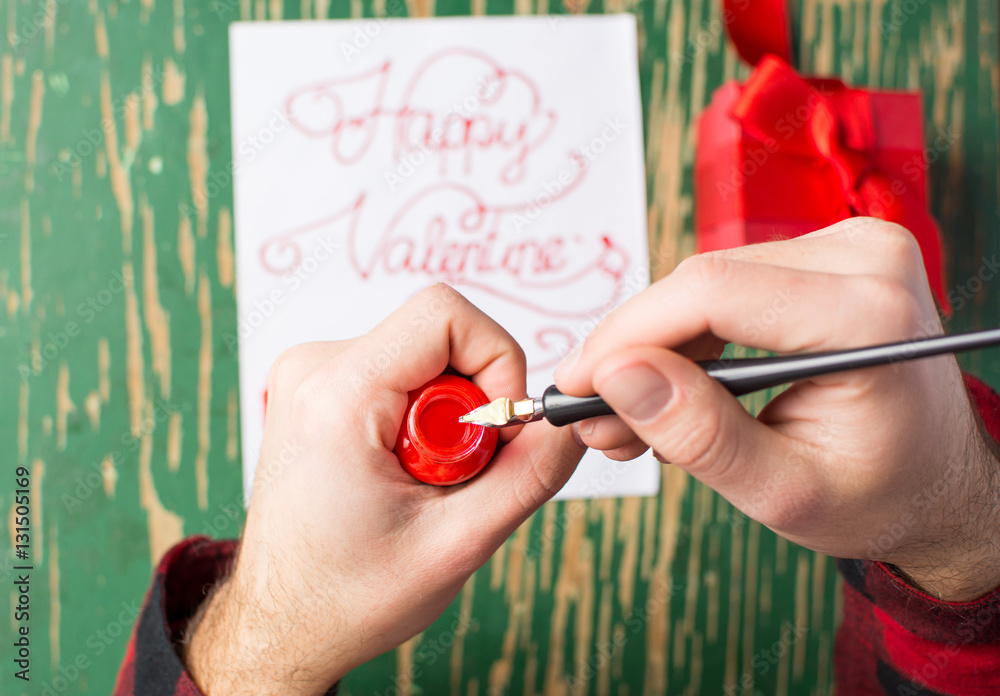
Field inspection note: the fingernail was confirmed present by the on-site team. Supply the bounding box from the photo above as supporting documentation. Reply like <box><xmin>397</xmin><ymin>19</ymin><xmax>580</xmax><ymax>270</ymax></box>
<box><xmin>578</xmin><ymin>419</ymin><xmax>595</xmax><ymax>437</ymax></box>
<box><xmin>599</xmin><ymin>364</ymin><xmax>672</xmax><ymax>422</ymax></box>
<box><xmin>554</xmin><ymin>343</ymin><xmax>583</xmax><ymax>382</ymax></box>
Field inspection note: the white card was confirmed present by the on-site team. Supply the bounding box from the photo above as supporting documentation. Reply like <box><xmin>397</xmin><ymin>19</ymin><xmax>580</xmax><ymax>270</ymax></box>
<box><xmin>230</xmin><ymin>15</ymin><xmax>658</xmax><ymax>500</ymax></box>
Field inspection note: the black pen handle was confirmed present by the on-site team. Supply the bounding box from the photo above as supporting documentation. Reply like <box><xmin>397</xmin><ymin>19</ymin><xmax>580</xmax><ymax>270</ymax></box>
<box><xmin>540</xmin><ymin>327</ymin><xmax>1000</xmax><ymax>426</ymax></box>
<box><xmin>700</xmin><ymin>327</ymin><xmax>1000</xmax><ymax>396</ymax></box>
<box><xmin>542</xmin><ymin>385</ymin><xmax>616</xmax><ymax>426</ymax></box>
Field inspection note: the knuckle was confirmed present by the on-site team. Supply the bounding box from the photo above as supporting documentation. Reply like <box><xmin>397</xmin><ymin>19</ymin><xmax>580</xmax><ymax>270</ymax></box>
<box><xmin>861</xmin><ymin>275</ymin><xmax>922</xmax><ymax>336</ymax></box>
<box><xmin>864</xmin><ymin>219</ymin><xmax>922</xmax><ymax>267</ymax></box>
<box><xmin>830</xmin><ymin>215</ymin><xmax>882</xmax><ymax>243</ymax></box>
<box><xmin>675</xmin><ymin>253</ymin><xmax>733</xmax><ymax>295</ymax></box>
<box><xmin>267</xmin><ymin>342</ymin><xmax>350</xmax><ymax>421</ymax></box>
<box><xmin>267</xmin><ymin>344</ymin><xmax>309</xmax><ymax>393</ymax></box>
<box><xmin>836</xmin><ymin>217</ymin><xmax>922</xmax><ymax>268</ymax></box>
<box><xmin>289</xmin><ymin>371</ymin><xmax>323</xmax><ymax>410</ymax></box>
<box><xmin>419</xmin><ymin>282</ymin><xmax>465</xmax><ymax>308</ymax></box>
<box><xmin>505</xmin><ymin>338</ymin><xmax>528</xmax><ymax>372</ymax></box>
<box><xmin>875</xmin><ymin>220</ymin><xmax>920</xmax><ymax>259</ymax></box>
<box><xmin>288</xmin><ymin>369</ymin><xmax>340</xmax><ymax>431</ymax></box>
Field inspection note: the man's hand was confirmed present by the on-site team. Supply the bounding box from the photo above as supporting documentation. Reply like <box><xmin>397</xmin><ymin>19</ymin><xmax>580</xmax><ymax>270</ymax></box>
<box><xmin>556</xmin><ymin>218</ymin><xmax>1000</xmax><ymax>602</ymax></box>
<box><xmin>185</xmin><ymin>285</ymin><xmax>585</xmax><ymax>696</ymax></box>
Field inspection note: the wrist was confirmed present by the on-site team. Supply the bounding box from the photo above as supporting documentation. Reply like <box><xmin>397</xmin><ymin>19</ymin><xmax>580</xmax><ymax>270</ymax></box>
<box><xmin>892</xmin><ymin>429</ymin><xmax>1000</xmax><ymax>602</ymax></box>
<box><xmin>184</xmin><ymin>578</ymin><xmax>293</xmax><ymax>696</ymax></box>
<box><xmin>890</xmin><ymin>555</ymin><xmax>1000</xmax><ymax>602</ymax></box>
<box><xmin>184</xmin><ymin>568</ymin><xmax>346</xmax><ymax>696</ymax></box>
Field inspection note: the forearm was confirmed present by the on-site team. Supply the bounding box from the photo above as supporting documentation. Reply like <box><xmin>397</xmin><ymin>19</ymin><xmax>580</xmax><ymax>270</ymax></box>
<box><xmin>183</xmin><ymin>559</ymin><xmax>348</xmax><ymax>696</ymax></box>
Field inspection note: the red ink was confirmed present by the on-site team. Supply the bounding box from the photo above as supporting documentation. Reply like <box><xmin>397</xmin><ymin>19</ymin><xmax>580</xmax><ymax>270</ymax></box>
<box><xmin>284</xmin><ymin>62</ymin><xmax>393</xmax><ymax>166</ymax></box>
<box><xmin>259</xmin><ymin>50</ymin><xmax>640</xmax><ymax>374</ymax></box>
<box><xmin>284</xmin><ymin>48</ymin><xmax>556</xmax><ymax>183</ymax></box>
<box><xmin>258</xmin><ymin>184</ymin><xmax>631</xmax><ymax>328</ymax></box>
<box><xmin>393</xmin><ymin>375</ymin><xmax>498</xmax><ymax>486</ymax></box>
<box><xmin>417</xmin><ymin>398</ymin><xmax>470</xmax><ymax>448</ymax></box>
<box><xmin>527</xmin><ymin>327</ymin><xmax>577</xmax><ymax>374</ymax></box>
<box><xmin>258</xmin><ymin>193</ymin><xmax>366</xmax><ymax>275</ymax></box>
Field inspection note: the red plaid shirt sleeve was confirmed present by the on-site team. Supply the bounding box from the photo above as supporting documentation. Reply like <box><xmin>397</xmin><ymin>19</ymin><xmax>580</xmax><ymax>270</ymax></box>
<box><xmin>113</xmin><ymin>378</ymin><xmax>1000</xmax><ymax>695</ymax></box>
<box><xmin>111</xmin><ymin>537</ymin><xmax>236</xmax><ymax>695</ymax></box>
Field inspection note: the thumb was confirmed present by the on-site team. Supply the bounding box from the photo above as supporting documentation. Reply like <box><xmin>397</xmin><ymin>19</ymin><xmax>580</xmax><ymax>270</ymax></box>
<box><xmin>592</xmin><ymin>347</ymin><xmax>789</xmax><ymax>508</ymax></box>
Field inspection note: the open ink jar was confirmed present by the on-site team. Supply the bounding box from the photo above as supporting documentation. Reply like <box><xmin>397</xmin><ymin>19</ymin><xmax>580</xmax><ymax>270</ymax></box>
<box><xmin>394</xmin><ymin>375</ymin><xmax>499</xmax><ymax>485</ymax></box>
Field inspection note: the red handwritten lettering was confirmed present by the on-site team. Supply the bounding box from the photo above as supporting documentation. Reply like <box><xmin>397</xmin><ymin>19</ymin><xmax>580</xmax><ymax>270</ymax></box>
<box><xmin>259</xmin><ymin>45</ymin><xmax>641</xmax><ymax>368</ymax></box>
<box><xmin>285</xmin><ymin>48</ymin><xmax>556</xmax><ymax>184</ymax></box>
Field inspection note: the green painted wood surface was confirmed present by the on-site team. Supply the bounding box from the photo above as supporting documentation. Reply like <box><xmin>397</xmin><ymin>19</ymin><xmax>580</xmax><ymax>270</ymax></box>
<box><xmin>1</xmin><ymin>1</ymin><xmax>997</xmax><ymax>694</ymax></box>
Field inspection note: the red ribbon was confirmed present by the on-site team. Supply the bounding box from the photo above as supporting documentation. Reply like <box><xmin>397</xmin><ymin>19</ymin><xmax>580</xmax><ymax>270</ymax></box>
<box><xmin>716</xmin><ymin>2</ymin><xmax>949</xmax><ymax>312</ymax></box>
<box><xmin>722</xmin><ymin>0</ymin><xmax>792</xmax><ymax>65</ymax></box>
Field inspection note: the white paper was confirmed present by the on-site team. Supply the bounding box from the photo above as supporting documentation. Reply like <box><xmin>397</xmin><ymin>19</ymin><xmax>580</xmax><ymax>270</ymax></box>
<box><xmin>230</xmin><ymin>15</ymin><xmax>658</xmax><ymax>500</ymax></box>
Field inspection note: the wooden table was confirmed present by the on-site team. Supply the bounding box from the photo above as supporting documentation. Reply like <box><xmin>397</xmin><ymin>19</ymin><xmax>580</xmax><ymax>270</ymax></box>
<box><xmin>2</xmin><ymin>1</ymin><xmax>997</xmax><ymax>694</ymax></box>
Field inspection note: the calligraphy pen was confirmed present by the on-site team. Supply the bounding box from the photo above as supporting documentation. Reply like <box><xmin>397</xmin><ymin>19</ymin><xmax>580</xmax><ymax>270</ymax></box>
<box><xmin>458</xmin><ymin>327</ymin><xmax>1000</xmax><ymax>428</ymax></box>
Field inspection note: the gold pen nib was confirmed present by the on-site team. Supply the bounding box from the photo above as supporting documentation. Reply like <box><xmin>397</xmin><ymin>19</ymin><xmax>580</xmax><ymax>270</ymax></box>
<box><xmin>459</xmin><ymin>396</ymin><xmax>545</xmax><ymax>428</ymax></box>
<box><xmin>459</xmin><ymin>398</ymin><xmax>515</xmax><ymax>427</ymax></box>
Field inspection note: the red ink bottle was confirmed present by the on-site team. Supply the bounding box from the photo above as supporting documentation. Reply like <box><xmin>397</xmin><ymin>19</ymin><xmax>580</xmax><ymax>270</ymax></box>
<box><xmin>394</xmin><ymin>375</ymin><xmax>499</xmax><ymax>486</ymax></box>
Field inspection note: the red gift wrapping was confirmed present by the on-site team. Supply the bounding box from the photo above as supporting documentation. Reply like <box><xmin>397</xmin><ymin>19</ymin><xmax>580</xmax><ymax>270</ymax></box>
<box><xmin>695</xmin><ymin>1</ymin><xmax>949</xmax><ymax>313</ymax></box>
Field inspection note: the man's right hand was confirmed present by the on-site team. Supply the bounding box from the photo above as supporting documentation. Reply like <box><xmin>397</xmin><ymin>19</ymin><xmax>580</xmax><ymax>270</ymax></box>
<box><xmin>557</xmin><ymin>219</ymin><xmax>1000</xmax><ymax>602</ymax></box>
